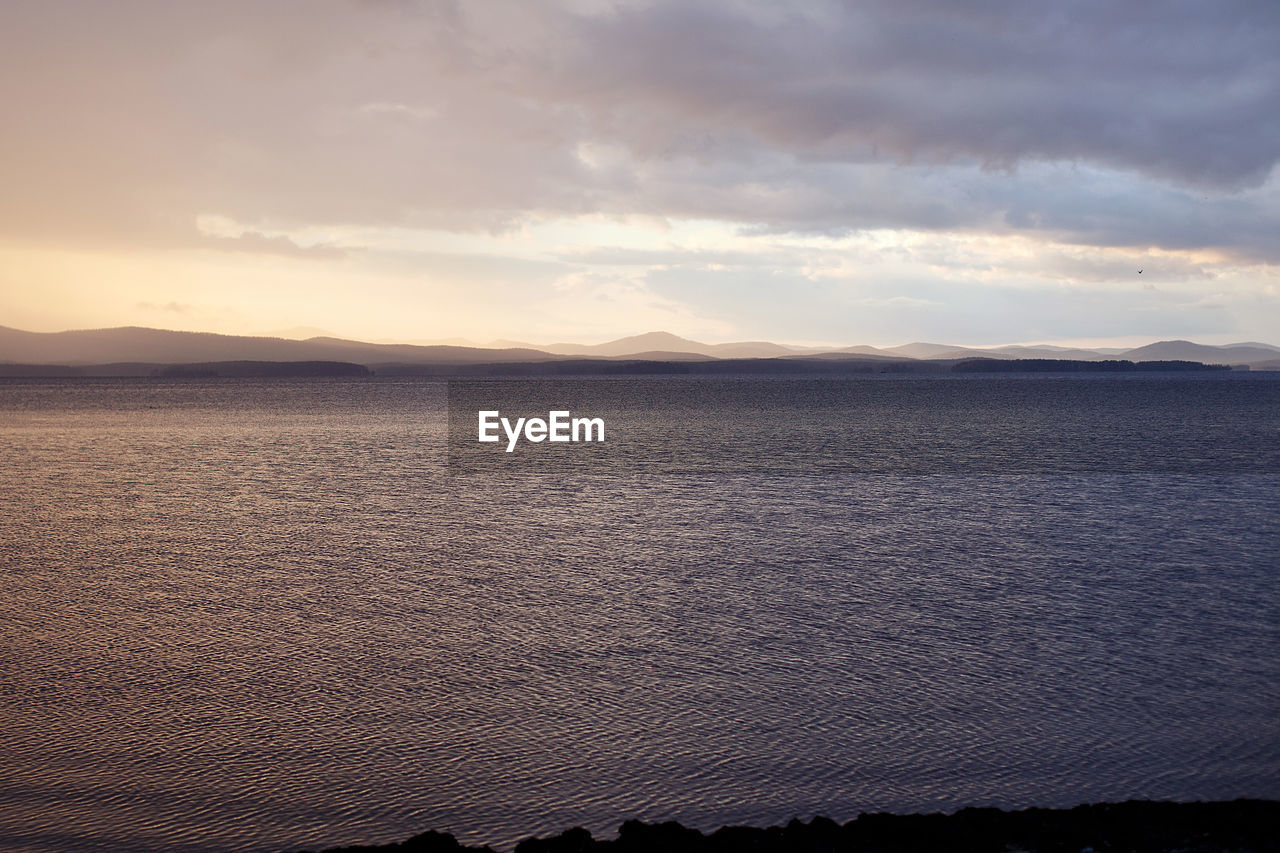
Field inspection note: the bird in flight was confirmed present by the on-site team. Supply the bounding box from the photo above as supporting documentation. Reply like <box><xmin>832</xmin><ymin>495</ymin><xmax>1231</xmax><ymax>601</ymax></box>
<box><xmin>1138</xmin><ymin>269</ymin><xmax>1143</xmax><ymax>274</ymax></box>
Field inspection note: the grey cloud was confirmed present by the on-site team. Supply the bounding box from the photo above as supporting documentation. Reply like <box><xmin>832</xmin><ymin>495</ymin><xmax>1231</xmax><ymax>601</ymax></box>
<box><xmin>550</xmin><ymin>0</ymin><xmax>1280</xmax><ymax>188</ymax></box>
<box><xmin>1</xmin><ymin>0</ymin><xmax>1277</xmax><ymax>260</ymax></box>
<box><xmin>713</xmin><ymin>160</ymin><xmax>1280</xmax><ymax>262</ymax></box>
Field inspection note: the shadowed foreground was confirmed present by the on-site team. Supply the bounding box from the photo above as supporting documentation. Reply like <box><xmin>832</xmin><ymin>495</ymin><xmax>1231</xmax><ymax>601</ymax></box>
<box><xmin>307</xmin><ymin>800</ymin><xmax>1278</xmax><ymax>853</ymax></box>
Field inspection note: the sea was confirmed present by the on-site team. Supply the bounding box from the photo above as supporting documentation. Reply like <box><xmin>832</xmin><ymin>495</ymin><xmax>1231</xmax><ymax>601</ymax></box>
<box><xmin>1</xmin><ymin>375</ymin><xmax>1277</xmax><ymax>852</ymax></box>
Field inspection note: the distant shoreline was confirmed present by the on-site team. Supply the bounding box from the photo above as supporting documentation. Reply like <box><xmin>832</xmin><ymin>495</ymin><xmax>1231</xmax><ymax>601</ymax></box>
<box><xmin>304</xmin><ymin>799</ymin><xmax>1278</xmax><ymax>852</ymax></box>
<box><xmin>0</xmin><ymin>357</ymin><xmax>1248</xmax><ymax>378</ymax></box>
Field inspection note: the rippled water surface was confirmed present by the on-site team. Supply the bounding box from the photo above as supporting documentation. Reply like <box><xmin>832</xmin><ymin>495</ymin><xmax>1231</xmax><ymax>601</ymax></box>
<box><xmin>1</xmin><ymin>376</ymin><xmax>1277</xmax><ymax>852</ymax></box>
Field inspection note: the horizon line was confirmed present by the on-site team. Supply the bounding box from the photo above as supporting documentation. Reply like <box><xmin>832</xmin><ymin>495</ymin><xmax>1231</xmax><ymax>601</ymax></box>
<box><xmin>4</xmin><ymin>323</ymin><xmax>1277</xmax><ymax>355</ymax></box>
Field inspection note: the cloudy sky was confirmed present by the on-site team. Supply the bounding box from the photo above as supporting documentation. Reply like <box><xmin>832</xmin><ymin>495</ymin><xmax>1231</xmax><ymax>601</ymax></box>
<box><xmin>2</xmin><ymin>0</ymin><xmax>1277</xmax><ymax>346</ymax></box>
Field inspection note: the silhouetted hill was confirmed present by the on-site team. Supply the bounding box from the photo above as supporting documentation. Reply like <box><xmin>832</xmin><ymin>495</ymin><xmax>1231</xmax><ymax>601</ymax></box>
<box><xmin>1120</xmin><ymin>340</ymin><xmax>1278</xmax><ymax>365</ymax></box>
<box><xmin>832</xmin><ymin>344</ymin><xmax>896</xmax><ymax>356</ymax></box>
<box><xmin>781</xmin><ymin>351</ymin><xmax>908</xmax><ymax>361</ymax></box>
<box><xmin>879</xmin><ymin>341</ymin><xmax>966</xmax><ymax>358</ymax></box>
<box><xmin>0</xmin><ymin>326</ymin><xmax>562</xmax><ymax>366</ymax></box>
<box><xmin>539</xmin><ymin>331</ymin><xmax>800</xmax><ymax>358</ymax></box>
<box><xmin>601</xmin><ymin>350</ymin><xmax>719</xmax><ymax>362</ymax></box>
<box><xmin>1224</xmin><ymin>341</ymin><xmax>1280</xmax><ymax>352</ymax></box>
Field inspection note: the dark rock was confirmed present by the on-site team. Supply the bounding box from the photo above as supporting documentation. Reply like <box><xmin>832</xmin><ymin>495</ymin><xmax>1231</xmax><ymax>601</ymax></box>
<box><xmin>301</xmin><ymin>828</ymin><xmax>493</xmax><ymax>852</ymax></box>
<box><xmin>312</xmin><ymin>800</ymin><xmax>1280</xmax><ymax>853</ymax></box>
<box><xmin>615</xmin><ymin>819</ymin><xmax>705</xmax><ymax>852</ymax></box>
<box><xmin>516</xmin><ymin>826</ymin><xmax>596</xmax><ymax>853</ymax></box>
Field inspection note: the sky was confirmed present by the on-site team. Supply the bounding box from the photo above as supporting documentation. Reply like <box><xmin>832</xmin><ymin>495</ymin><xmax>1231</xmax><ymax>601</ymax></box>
<box><xmin>1</xmin><ymin>0</ymin><xmax>1277</xmax><ymax>347</ymax></box>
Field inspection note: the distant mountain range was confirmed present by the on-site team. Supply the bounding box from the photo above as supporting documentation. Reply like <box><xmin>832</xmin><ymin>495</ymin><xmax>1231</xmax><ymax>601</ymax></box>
<box><xmin>1</xmin><ymin>325</ymin><xmax>1277</xmax><ymax>372</ymax></box>
<box><xmin>460</xmin><ymin>331</ymin><xmax>1280</xmax><ymax>366</ymax></box>
<box><xmin>0</xmin><ymin>326</ymin><xmax>560</xmax><ymax>366</ymax></box>
<box><xmin>493</xmin><ymin>331</ymin><xmax>807</xmax><ymax>359</ymax></box>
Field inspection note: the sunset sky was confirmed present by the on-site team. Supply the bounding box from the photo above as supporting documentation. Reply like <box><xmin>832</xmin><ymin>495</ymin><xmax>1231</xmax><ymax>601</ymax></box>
<box><xmin>2</xmin><ymin>0</ymin><xmax>1277</xmax><ymax>347</ymax></box>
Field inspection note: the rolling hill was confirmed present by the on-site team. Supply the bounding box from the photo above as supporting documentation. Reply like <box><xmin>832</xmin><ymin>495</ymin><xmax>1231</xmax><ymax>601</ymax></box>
<box><xmin>1</xmin><ymin>326</ymin><xmax>1276</xmax><ymax>371</ymax></box>
<box><xmin>0</xmin><ymin>326</ymin><xmax>561</xmax><ymax>366</ymax></box>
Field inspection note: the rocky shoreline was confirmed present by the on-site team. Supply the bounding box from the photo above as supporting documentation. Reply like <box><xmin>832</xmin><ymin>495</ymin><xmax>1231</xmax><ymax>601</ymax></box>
<box><xmin>308</xmin><ymin>799</ymin><xmax>1277</xmax><ymax>853</ymax></box>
